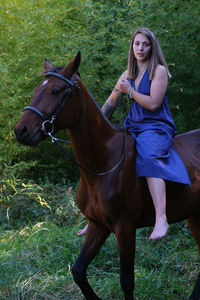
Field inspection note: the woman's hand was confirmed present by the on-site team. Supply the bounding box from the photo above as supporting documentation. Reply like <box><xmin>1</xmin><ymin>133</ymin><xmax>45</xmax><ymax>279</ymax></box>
<box><xmin>116</xmin><ymin>78</ymin><xmax>131</xmax><ymax>94</ymax></box>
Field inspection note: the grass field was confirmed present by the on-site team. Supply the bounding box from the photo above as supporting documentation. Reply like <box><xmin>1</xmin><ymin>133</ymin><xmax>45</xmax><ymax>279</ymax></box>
<box><xmin>0</xmin><ymin>219</ymin><xmax>199</xmax><ymax>299</ymax></box>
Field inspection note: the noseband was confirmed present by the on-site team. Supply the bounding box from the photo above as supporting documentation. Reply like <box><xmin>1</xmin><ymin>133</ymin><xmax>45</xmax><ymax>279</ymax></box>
<box><xmin>24</xmin><ymin>72</ymin><xmax>77</xmax><ymax>136</ymax></box>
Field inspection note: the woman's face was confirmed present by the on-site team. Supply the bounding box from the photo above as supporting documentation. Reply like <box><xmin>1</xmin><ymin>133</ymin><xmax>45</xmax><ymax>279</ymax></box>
<box><xmin>133</xmin><ymin>33</ymin><xmax>151</xmax><ymax>62</ymax></box>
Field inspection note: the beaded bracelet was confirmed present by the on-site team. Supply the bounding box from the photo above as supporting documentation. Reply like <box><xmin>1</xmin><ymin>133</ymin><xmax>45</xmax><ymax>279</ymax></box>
<box><xmin>129</xmin><ymin>87</ymin><xmax>134</xmax><ymax>99</ymax></box>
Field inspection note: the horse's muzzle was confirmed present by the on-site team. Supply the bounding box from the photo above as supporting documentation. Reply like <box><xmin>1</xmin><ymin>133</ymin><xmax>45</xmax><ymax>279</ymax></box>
<box><xmin>14</xmin><ymin>125</ymin><xmax>42</xmax><ymax>147</ymax></box>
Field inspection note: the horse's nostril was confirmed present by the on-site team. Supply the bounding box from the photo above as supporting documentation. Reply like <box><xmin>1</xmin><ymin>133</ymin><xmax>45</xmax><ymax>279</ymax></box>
<box><xmin>14</xmin><ymin>125</ymin><xmax>28</xmax><ymax>139</ymax></box>
<box><xmin>20</xmin><ymin>125</ymin><xmax>27</xmax><ymax>135</ymax></box>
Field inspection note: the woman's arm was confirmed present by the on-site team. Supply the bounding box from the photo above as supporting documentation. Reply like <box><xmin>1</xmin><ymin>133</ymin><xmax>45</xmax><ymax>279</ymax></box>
<box><xmin>101</xmin><ymin>71</ymin><xmax>127</xmax><ymax>118</ymax></box>
<box><xmin>116</xmin><ymin>65</ymin><xmax>168</xmax><ymax>111</ymax></box>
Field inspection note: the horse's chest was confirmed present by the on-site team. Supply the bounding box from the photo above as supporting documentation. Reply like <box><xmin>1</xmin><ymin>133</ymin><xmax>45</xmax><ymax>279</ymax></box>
<box><xmin>76</xmin><ymin>183</ymin><xmax>105</xmax><ymax>217</ymax></box>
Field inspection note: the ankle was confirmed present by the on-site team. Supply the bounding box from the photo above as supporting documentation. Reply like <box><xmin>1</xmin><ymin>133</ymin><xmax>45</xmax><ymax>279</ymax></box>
<box><xmin>156</xmin><ymin>215</ymin><xmax>168</xmax><ymax>223</ymax></box>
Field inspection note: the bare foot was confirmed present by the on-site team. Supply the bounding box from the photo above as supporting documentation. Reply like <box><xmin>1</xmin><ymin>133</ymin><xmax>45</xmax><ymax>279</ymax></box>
<box><xmin>149</xmin><ymin>217</ymin><xmax>169</xmax><ymax>240</ymax></box>
<box><xmin>77</xmin><ymin>224</ymin><xmax>88</xmax><ymax>236</ymax></box>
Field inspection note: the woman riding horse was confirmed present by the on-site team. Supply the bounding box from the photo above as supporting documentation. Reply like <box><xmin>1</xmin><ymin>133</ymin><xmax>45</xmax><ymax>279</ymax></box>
<box><xmin>78</xmin><ymin>27</ymin><xmax>191</xmax><ymax>240</ymax></box>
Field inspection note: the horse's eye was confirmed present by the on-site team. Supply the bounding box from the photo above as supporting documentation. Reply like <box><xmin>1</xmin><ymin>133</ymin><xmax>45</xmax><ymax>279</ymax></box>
<box><xmin>52</xmin><ymin>88</ymin><xmax>60</xmax><ymax>95</ymax></box>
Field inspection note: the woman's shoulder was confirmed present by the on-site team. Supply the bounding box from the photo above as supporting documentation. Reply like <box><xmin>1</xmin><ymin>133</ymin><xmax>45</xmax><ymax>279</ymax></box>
<box><xmin>119</xmin><ymin>70</ymin><xmax>128</xmax><ymax>79</ymax></box>
<box><xmin>155</xmin><ymin>64</ymin><xmax>167</xmax><ymax>75</ymax></box>
<box><xmin>154</xmin><ymin>64</ymin><xmax>168</xmax><ymax>80</ymax></box>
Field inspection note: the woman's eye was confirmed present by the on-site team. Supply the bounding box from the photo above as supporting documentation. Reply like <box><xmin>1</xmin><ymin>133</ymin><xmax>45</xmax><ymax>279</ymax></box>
<box><xmin>52</xmin><ymin>88</ymin><xmax>60</xmax><ymax>95</ymax></box>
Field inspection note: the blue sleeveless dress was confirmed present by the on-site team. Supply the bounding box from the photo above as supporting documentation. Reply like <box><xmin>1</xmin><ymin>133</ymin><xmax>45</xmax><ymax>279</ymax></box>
<box><xmin>124</xmin><ymin>69</ymin><xmax>191</xmax><ymax>185</ymax></box>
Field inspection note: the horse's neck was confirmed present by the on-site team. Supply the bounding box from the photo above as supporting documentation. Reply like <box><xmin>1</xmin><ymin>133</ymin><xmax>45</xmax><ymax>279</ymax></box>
<box><xmin>68</xmin><ymin>89</ymin><xmax>118</xmax><ymax>170</ymax></box>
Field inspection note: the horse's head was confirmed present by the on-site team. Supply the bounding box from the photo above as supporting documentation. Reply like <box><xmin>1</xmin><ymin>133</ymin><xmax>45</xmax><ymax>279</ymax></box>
<box><xmin>14</xmin><ymin>52</ymin><xmax>83</xmax><ymax>146</ymax></box>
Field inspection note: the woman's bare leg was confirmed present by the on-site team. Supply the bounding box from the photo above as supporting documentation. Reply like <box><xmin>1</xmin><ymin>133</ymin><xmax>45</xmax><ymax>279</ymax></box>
<box><xmin>77</xmin><ymin>224</ymin><xmax>88</xmax><ymax>236</ymax></box>
<box><xmin>146</xmin><ymin>177</ymin><xmax>169</xmax><ymax>240</ymax></box>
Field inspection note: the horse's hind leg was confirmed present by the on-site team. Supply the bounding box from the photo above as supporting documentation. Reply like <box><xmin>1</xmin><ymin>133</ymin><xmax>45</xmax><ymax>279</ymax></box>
<box><xmin>187</xmin><ymin>215</ymin><xmax>200</xmax><ymax>300</ymax></box>
<box><xmin>115</xmin><ymin>223</ymin><xmax>136</xmax><ymax>300</ymax></box>
<box><xmin>72</xmin><ymin>221</ymin><xmax>110</xmax><ymax>300</ymax></box>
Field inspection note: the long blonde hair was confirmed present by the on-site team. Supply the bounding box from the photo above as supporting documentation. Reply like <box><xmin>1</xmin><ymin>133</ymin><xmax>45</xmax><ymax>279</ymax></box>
<box><xmin>127</xmin><ymin>27</ymin><xmax>171</xmax><ymax>80</ymax></box>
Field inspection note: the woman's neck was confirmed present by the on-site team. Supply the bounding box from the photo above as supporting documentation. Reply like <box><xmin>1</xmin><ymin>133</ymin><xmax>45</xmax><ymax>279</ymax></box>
<box><xmin>137</xmin><ymin>61</ymin><xmax>149</xmax><ymax>74</ymax></box>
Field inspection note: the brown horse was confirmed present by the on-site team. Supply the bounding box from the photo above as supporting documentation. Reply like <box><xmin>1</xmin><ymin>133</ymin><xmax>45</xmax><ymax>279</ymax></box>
<box><xmin>14</xmin><ymin>52</ymin><xmax>200</xmax><ymax>300</ymax></box>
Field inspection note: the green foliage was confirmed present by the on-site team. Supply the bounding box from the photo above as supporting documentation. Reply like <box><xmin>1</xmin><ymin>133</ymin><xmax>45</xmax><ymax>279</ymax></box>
<box><xmin>0</xmin><ymin>161</ymin><xmax>81</xmax><ymax>230</ymax></box>
<box><xmin>0</xmin><ymin>0</ymin><xmax>87</xmax><ymax>180</ymax></box>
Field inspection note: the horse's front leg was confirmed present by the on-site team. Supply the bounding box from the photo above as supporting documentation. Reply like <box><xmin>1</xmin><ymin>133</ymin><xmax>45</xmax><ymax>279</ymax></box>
<box><xmin>115</xmin><ymin>222</ymin><xmax>136</xmax><ymax>300</ymax></box>
<box><xmin>72</xmin><ymin>221</ymin><xmax>110</xmax><ymax>300</ymax></box>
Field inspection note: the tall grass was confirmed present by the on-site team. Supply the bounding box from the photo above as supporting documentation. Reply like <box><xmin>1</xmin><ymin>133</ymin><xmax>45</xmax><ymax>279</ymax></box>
<box><xmin>0</xmin><ymin>218</ymin><xmax>199</xmax><ymax>299</ymax></box>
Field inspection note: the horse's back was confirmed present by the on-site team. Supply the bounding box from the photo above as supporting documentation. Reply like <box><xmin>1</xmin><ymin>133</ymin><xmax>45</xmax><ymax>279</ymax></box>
<box><xmin>174</xmin><ymin>129</ymin><xmax>200</xmax><ymax>173</ymax></box>
<box><xmin>173</xmin><ymin>129</ymin><xmax>200</xmax><ymax>196</ymax></box>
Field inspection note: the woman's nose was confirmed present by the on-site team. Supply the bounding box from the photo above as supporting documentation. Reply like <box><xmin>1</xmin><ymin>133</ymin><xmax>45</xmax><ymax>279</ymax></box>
<box><xmin>139</xmin><ymin>44</ymin><xmax>143</xmax><ymax>50</ymax></box>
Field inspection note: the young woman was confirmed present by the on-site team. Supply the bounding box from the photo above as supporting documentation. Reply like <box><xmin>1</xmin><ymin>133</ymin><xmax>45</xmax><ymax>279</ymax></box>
<box><xmin>78</xmin><ymin>27</ymin><xmax>191</xmax><ymax>239</ymax></box>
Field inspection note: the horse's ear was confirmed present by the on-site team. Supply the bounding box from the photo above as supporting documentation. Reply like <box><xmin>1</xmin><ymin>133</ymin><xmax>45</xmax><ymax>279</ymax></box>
<box><xmin>76</xmin><ymin>71</ymin><xmax>81</xmax><ymax>78</ymax></box>
<box><xmin>44</xmin><ymin>58</ymin><xmax>53</xmax><ymax>72</ymax></box>
<box><xmin>73</xmin><ymin>51</ymin><xmax>81</xmax><ymax>74</ymax></box>
<box><xmin>62</xmin><ymin>51</ymin><xmax>81</xmax><ymax>77</ymax></box>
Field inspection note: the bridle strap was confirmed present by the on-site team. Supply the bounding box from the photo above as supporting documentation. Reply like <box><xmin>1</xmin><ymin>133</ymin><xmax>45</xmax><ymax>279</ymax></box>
<box><xmin>50</xmin><ymin>87</ymin><xmax>72</xmax><ymax>120</ymax></box>
<box><xmin>50</xmin><ymin>127</ymin><xmax>126</xmax><ymax>176</ymax></box>
<box><xmin>24</xmin><ymin>105</ymin><xmax>47</xmax><ymax>120</ymax></box>
<box><xmin>45</xmin><ymin>72</ymin><xmax>75</xmax><ymax>86</ymax></box>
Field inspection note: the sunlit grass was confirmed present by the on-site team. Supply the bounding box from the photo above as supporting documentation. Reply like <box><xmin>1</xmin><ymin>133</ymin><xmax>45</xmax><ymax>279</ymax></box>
<box><xmin>0</xmin><ymin>216</ymin><xmax>199</xmax><ymax>299</ymax></box>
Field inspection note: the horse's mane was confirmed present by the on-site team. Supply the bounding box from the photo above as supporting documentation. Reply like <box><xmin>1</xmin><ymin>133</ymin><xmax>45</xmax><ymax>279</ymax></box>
<box><xmin>113</xmin><ymin>124</ymin><xmax>125</xmax><ymax>132</ymax></box>
<box><xmin>87</xmin><ymin>90</ymin><xmax>125</xmax><ymax>132</ymax></box>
